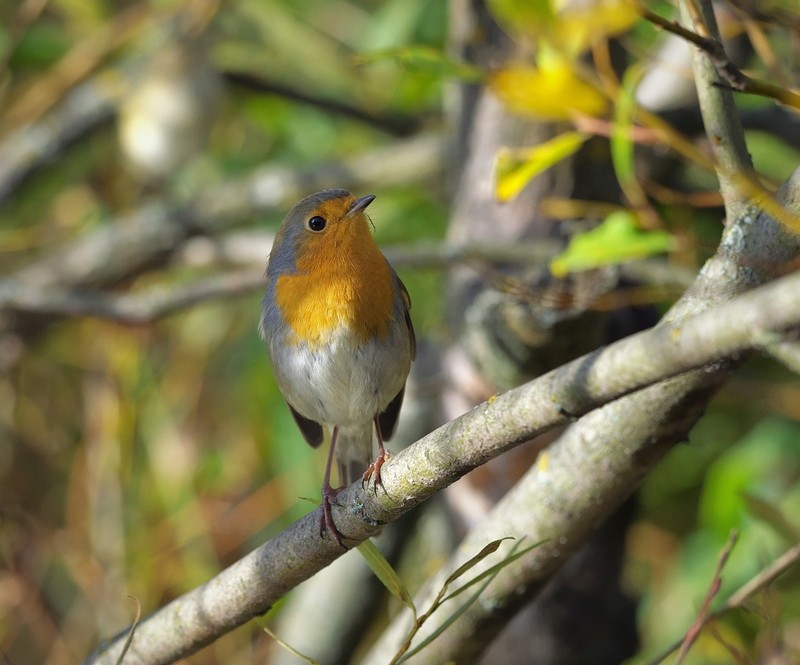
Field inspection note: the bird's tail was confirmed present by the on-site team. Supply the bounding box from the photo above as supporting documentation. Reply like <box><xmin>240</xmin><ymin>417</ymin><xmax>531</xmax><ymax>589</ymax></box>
<box><xmin>335</xmin><ymin>426</ymin><xmax>374</xmax><ymax>487</ymax></box>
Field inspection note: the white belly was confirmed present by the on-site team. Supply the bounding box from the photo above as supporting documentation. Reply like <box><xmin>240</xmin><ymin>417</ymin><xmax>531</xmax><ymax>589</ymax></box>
<box><xmin>269</xmin><ymin>325</ymin><xmax>409</xmax><ymax>429</ymax></box>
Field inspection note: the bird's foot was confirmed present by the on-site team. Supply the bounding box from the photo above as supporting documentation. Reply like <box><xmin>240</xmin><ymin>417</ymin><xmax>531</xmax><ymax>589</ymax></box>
<box><xmin>362</xmin><ymin>449</ymin><xmax>390</xmax><ymax>495</ymax></box>
<box><xmin>320</xmin><ymin>486</ymin><xmax>347</xmax><ymax>549</ymax></box>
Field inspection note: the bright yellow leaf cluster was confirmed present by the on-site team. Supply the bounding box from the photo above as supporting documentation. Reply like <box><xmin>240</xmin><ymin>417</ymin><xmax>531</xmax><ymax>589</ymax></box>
<box><xmin>490</xmin><ymin>0</ymin><xmax>640</xmax><ymax>54</ymax></box>
<box><xmin>490</xmin><ymin>62</ymin><xmax>608</xmax><ymax>121</ymax></box>
<box><xmin>554</xmin><ymin>0</ymin><xmax>640</xmax><ymax>55</ymax></box>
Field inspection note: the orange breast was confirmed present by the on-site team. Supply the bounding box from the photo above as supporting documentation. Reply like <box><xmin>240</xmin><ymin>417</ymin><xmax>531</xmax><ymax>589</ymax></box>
<box><xmin>274</xmin><ymin>222</ymin><xmax>394</xmax><ymax>348</ymax></box>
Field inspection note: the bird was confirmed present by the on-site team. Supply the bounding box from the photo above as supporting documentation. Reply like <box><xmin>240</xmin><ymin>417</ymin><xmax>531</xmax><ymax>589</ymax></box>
<box><xmin>260</xmin><ymin>189</ymin><xmax>416</xmax><ymax>545</ymax></box>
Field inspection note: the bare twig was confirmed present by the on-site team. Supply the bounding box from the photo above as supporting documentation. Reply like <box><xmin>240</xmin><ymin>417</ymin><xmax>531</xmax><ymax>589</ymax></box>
<box><xmin>13</xmin><ymin>132</ymin><xmax>443</xmax><ymax>290</ymax></box>
<box><xmin>0</xmin><ymin>4</ymin><xmax>149</xmax><ymax>137</ymax></box>
<box><xmin>676</xmin><ymin>530</ymin><xmax>738</xmax><ymax>664</ymax></box>
<box><xmin>224</xmin><ymin>72</ymin><xmax>422</xmax><ymax>136</ymax></box>
<box><xmin>3</xmin><ymin>235</ymin><xmax>697</xmax><ymax>325</ymax></box>
<box><xmin>676</xmin><ymin>0</ymin><xmax>753</xmax><ymax>222</ymax></box>
<box><xmin>643</xmin><ymin>7</ymin><xmax>800</xmax><ymax>111</ymax></box>
<box><xmin>722</xmin><ymin>542</ymin><xmax>800</xmax><ymax>611</ymax></box>
<box><xmin>648</xmin><ymin>541</ymin><xmax>800</xmax><ymax>665</ymax></box>
<box><xmin>0</xmin><ymin>269</ymin><xmax>266</xmax><ymax>324</ymax></box>
<box><xmin>0</xmin><ymin>74</ymin><xmax>120</xmax><ymax>204</ymax></box>
<box><xmin>758</xmin><ymin>338</ymin><xmax>800</xmax><ymax>376</ymax></box>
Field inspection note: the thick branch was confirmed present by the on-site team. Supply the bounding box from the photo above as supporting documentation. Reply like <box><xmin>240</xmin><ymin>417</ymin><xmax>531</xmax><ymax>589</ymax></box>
<box><xmin>362</xmin><ymin>166</ymin><xmax>800</xmax><ymax>662</ymax></box>
<box><xmin>87</xmin><ymin>254</ymin><xmax>800</xmax><ymax>664</ymax></box>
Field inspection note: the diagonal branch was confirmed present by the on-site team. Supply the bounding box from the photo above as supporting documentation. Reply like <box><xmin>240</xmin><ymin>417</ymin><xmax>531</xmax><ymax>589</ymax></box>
<box><xmin>648</xmin><ymin>540</ymin><xmax>800</xmax><ymax>665</ymax></box>
<box><xmin>361</xmin><ymin>163</ymin><xmax>800</xmax><ymax>662</ymax></box>
<box><xmin>86</xmin><ymin>245</ymin><xmax>800</xmax><ymax>664</ymax></box>
<box><xmin>642</xmin><ymin>7</ymin><xmax>800</xmax><ymax>111</ymax></box>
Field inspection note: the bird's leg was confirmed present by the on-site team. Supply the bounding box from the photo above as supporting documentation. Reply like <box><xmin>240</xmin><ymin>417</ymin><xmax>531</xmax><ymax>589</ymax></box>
<box><xmin>320</xmin><ymin>426</ymin><xmax>346</xmax><ymax>548</ymax></box>
<box><xmin>362</xmin><ymin>417</ymin><xmax>389</xmax><ymax>494</ymax></box>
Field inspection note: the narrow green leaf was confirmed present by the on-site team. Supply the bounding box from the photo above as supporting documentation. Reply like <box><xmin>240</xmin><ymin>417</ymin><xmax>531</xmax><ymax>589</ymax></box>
<box><xmin>397</xmin><ymin>538</ymin><xmax>538</xmax><ymax>663</ymax></box>
<box><xmin>396</xmin><ymin>571</ymin><xmax>493</xmax><ymax>663</ymax></box>
<box><xmin>354</xmin><ymin>45</ymin><xmax>482</xmax><ymax>82</ymax></box>
<box><xmin>115</xmin><ymin>596</ymin><xmax>141</xmax><ymax>665</ymax></box>
<box><xmin>742</xmin><ymin>492</ymin><xmax>800</xmax><ymax>542</ymax></box>
<box><xmin>260</xmin><ymin>622</ymin><xmax>321</xmax><ymax>665</ymax></box>
<box><xmin>442</xmin><ymin>539</ymin><xmax>547</xmax><ymax>603</ymax></box>
<box><xmin>357</xmin><ymin>539</ymin><xmax>417</xmax><ymax>616</ymax></box>
<box><xmin>443</xmin><ymin>537</ymin><xmax>514</xmax><ymax>587</ymax></box>
<box><xmin>494</xmin><ymin>132</ymin><xmax>588</xmax><ymax>202</ymax></box>
<box><xmin>611</xmin><ymin>63</ymin><xmax>647</xmax><ymax>207</ymax></box>
<box><xmin>550</xmin><ymin>210</ymin><xmax>674</xmax><ymax>277</ymax></box>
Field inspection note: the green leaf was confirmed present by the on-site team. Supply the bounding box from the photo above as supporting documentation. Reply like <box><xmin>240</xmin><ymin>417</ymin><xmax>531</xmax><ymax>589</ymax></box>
<box><xmin>550</xmin><ymin>210</ymin><xmax>674</xmax><ymax>277</ymax></box>
<box><xmin>494</xmin><ymin>132</ymin><xmax>588</xmax><ymax>202</ymax></box>
<box><xmin>398</xmin><ymin>538</ymin><xmax>543</xmax><ymax>663</ymax></box>
<box><xmin>741</xmin><ymin>492</ymin><xmax>800</xmax><ymax>543</ymax></box>
<box><xmin>611</xmin><ymin>63</ymin><xmax>647</xmax><ymax>207</ymax></box>
<box><xmin>357</xmin><ymin>539</ymin><xmax>417</xmax><ymax>615</ymax></box>
<box><xmin>260</xmin><ymin>622</ymin><xmax>321</xmax><ymax>665</ymax></box>
<box><xmin>442</xmin><ymin>539</ymin><xmax>547</xmax><ymax>603</ymax></box>
<box><xmin>443</xmin><ymin>537</ymin><xmax>514</xmax><ymax>587</ymax></box>
<box><xmin>397</xmin><ymin>579</ymin><xmax>489</xmax><ymax>663</ymax></box>
<box><xmin>354</xmin><ymin>45</ymin><xmax>482</xmax><ymax>82</ymax></box>
<box><xmin>115</xmin><ymin>596</ymin><xmax>141</xmax><ymax>665</ymax></box>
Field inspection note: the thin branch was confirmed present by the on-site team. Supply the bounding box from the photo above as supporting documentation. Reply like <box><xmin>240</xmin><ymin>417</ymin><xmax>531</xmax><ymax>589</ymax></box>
<box><xmin>643</xmin><ymin>7</ymin><xmax>800</xmax><ymax>111</ymax></box>
<box><xmin>677</xmin><ymin>0</ymin><xmax>754</xmax><ymax>222</ymax></box>
<box><xmin>85</xmin><ymin>263</ymin><xmax>800</xmax><ymax>665</ymax></box>
<box><xmin>0</xmin><ymin>75</ymin><xmax>119</xmax><ymax>204</ymax></box>
<box><xmin>2</xmin><ymin>236</ymin><xmax>696</xmax><ymax>324</ymax></box>
<box><xmin>722</xmin><ymin>541</ymin><xmax>800</xmax><ymax>611</ymax></box>
<box><xmin>12</xmin><ymin>132</ymin><xmax>443</xmax><ymax>290</ymax></box>
<box><xmin>0</xmin><ymin>4</ymin><xmax>149</xmax><ymax>137</ymax></box>
<box><xmin>647</xmin><ymin>540</ymin><xmax>800</xmax><ymax>665</ymax></box>
<box><xmin>224</xmin><ymin>71</ymin><xmax>422</xmax><ymax>137</ymax></box>
<box><xmin>0</xmin><ymin>269</ymin><xmax>266</xmax><ymax>324</ymax></box>
<box><xmin>676</xmin><ymin>530</ymin><xmax>738</xmax><ymax>664</ymax></box>
<box><xmin>174</xmin><ymin>233</ymin><xmax>561</xmax><ymax>271</ymax></box>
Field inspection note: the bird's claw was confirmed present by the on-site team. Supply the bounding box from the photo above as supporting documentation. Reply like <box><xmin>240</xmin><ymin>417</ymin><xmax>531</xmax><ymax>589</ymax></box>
<box><xmin>362</xmin><ymin>450</ymin><xmax>390</xmax><ymax>495</ymax></box>
<box><xmin>320</xmin><ymin>487</ymin><xmax>347</xmax><ymax>549</ymax></box>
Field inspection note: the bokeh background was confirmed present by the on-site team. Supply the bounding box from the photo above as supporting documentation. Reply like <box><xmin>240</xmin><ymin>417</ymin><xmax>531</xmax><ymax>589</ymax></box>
<box><xmin>2</xmin><ymin>0</ymin><xmax>800</xmax><ymax>663</ymax></box>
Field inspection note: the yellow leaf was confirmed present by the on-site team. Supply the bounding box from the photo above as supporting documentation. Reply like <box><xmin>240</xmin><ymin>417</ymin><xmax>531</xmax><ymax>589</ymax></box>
<box><xmin>488</xmin><ymin>0</ymin><xmax>640</xmax><ymax>54</ymax></box>
<box><xmin>487</xmin><ymin>0</ymin><xmax>555</xmax><ymax>41</ymax></box>
<box><xmin>494</xmin><ymin>131</ymin><xmax>588</xmax><ymax>202</ymax></box>
<box><xmin>556</xmin><ymin>0</ymin><xmax>641</xmax><ymax>54</ymax></box>
<box><xmin>490</xmin><ymin>62</ymin><xmax>608</xmax><ymax>121</ymax></box>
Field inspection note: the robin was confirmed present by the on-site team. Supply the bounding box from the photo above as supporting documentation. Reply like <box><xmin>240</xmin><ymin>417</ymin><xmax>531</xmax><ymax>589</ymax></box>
<box><xmin>260</xmin><ymin>189</ymin><xmax>416</xmax><ymax>545</ymax></box>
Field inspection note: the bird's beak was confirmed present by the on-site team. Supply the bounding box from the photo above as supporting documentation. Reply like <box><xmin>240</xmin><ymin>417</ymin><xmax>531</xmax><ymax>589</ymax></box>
<box><xmin>345</xmin><ymin>194</ymin><xmax>376</xmax><ymax>217</ymax></box>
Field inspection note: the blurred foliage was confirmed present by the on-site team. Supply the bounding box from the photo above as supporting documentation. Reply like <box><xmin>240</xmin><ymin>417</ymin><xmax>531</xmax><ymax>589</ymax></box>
<box><xmin>1</xmin><ymin>0</ymin><xmax>800</xmax><ymax>664</ymax></box>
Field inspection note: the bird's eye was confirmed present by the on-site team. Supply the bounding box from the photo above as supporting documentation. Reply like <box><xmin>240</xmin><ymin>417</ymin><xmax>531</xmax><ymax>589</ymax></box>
<box><xmin>307</xmin><ymin>216</ymin><xmax>327</xmax><ymax>232</ymax></box>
